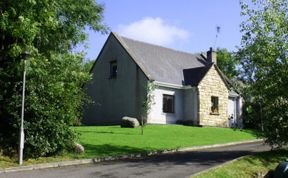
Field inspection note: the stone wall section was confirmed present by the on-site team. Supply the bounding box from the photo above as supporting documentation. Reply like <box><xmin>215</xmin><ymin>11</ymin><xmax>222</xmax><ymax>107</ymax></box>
<box><xmin>198</xmin><ymin>65</ymin><xmax>229</xmax><ymax>127</ymax></box>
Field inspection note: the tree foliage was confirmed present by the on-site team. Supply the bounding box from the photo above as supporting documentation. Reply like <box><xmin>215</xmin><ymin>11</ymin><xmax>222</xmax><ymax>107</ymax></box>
<box><xmin>239</xmin><ymin>0</ymin><xmax>288</xmax><ymax>147</ymax></box>
<box><xmin>0</xmin><ymin>0</ymin><xmax>106</xmax><ymax>157</ymax></box>
<box><xmin>216</xmin><ymin>48</ymin><xmax>239</xmax><ymax>80</ymax></box>
<box><xmin>140</xmin><ymin>81</ymin><xmax>156</xmax><ymax>135</ymax></box>
<box><xmin>84</xmin><ymin>60</ymin><xmax>96</xmax><ymax>73</ymax></box>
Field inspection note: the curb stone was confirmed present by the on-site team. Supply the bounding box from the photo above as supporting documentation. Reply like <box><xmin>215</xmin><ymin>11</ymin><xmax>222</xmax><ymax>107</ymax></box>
<box><xmin>177</xmin><ymin>139</ymin><xmax>264</xmax><ymax>152</ymax></box>
<box><xmin>0</xmin><ymin>139</ymin><xmax>264</xmax><ymax>174</ymax></box>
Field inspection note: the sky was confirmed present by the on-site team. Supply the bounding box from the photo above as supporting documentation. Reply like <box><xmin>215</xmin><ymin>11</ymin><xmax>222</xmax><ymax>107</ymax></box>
<box><xmin>83</xmin><ymin>0</ymin><xmax>244</xmax><ymax>60</ymax></box>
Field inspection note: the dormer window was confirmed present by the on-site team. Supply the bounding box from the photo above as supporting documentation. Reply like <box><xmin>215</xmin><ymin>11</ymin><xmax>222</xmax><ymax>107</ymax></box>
<box><xmin>110</xmin><ymin>60</ymin><xmax>117</xmax><ymax>78</ymax></box>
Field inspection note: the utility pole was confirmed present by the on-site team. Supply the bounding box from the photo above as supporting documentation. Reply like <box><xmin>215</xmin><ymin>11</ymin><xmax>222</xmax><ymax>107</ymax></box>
<box><xmin>19</xmin><ymin>51</ymin><xmax>30</xmax><ymax>165</ymax></box>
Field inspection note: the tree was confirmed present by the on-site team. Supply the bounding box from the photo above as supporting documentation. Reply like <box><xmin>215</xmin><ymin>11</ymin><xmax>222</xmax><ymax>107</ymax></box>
<box><xmin>84</xmin><ymin>60</ymin><xmax>96</xmax><ymax>73</ymax></box>
<box><xmin>0</xmin><ymin>0</ymin><xmax>106</xmax><ymax>157</ymax></box>
<box><xmin>140</xmin><ymin>81</ymin><xmax>155</xmax><ymax>135</ymax></box>
<box><xmin>239</xmin><ymin>0</ymin><xmax>288</xmax><ymax>148</ymax></box>
<box><xmin>216</xmin><ymin>48</ymin><xmax>239</xmax><ymax>80</ymax></box>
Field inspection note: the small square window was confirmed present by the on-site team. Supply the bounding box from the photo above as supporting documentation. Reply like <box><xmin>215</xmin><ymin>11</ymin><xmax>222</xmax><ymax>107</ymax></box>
<box><xmin>110</xmin><ymin>61</ymin><xmax>117</xmax><ymax>78</ymax></box>
<box><xmin>211</xmin><ymin>96</ymin><xmax>219</xmax><ymax>114</ymax></box>
<box><xmin>163</xmin><ymin>94</ymin><xmax>175</xmax><ymax>113</ymax></box>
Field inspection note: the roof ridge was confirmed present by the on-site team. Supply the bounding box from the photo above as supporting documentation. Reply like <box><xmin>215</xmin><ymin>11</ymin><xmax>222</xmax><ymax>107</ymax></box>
<box><xmin>112</xmin><ymin>32</ymin><xmax>201</xmax><ymax>58</ymax></box>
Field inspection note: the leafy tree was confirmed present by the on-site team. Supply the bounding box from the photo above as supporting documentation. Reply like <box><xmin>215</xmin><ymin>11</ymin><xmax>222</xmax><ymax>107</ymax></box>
<box><xmin>0</xmin><ymin>0</ymin><xmax>106</xmax><ymax>157</ymax></box>
<box><xmin>216</xmin><ymin>48</ymin><xmax>239</xmax><ymax>80</ymax></box>
<box><xmin>239</xmin><ymin>0</ymin><xmax>288</xmax><ymax>148</ymax></box>
<box><xmin>84</xmin><ymin>60</ymin><xmax>96</xmax><ymax>73</ymax></box>
<box><xmin>140</xmin><ymin>82</ymin><xmax>155</xmax><ymax>135</ymax></box>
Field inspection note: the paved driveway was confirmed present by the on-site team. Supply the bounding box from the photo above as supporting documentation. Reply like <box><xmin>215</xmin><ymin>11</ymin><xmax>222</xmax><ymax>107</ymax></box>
<box><xmin>0</xmin><ymin>141</ymin><xmax>269</xmax><ymax>178</ymax></box>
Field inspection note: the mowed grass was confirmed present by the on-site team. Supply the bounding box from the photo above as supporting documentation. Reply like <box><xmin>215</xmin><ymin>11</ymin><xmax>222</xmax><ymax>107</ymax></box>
<box><xmin>193</xmin><ymin>149</ymin><xmax>288</xmax><ymax>178</ymax></box>
<box><xmin>73</xmin><ymin>125</ymin><xmax>258</xmax><ymax>158</ymax></box>
<box><xmin>0</xmin><ymin>125</ymin><xmax>258</xmax><ymax>168</ymax></box>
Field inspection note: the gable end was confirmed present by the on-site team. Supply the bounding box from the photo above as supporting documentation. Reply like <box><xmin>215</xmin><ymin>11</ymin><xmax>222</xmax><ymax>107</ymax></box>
<box><xmin>88</xmin><ymin>32</ymin><xmax>151</xmax><ymax>82</ymax></box>
<box><xmin>111</xmin><ymin>32</ymin><xmax>152</xmax><ymax>81</ymax></box>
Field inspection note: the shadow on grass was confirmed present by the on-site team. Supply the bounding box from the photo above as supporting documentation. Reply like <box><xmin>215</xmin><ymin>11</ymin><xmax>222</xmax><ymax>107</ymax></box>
<box><xmin>78</xmin><ymin>130</ymin><xmax>114</xmax><ymax>134</ymax></box>
<box><xmin>245</xmin><ymin>149</ymin><xmax>288</xmax><ymax>168</ymax></box>
<box><xmin>77</xmin><ymin>130</ymin><xmax>141</xmax><ymax>136</ymax></box>
<box><xmin>230</xmin><ymin>128</ymin><xmax>261</xmax><ymax>138</ymax></box>
<box><xmin>83</xmin><ymin>144</ymin><xmax>152</xmax><ymax>158</ymax></box>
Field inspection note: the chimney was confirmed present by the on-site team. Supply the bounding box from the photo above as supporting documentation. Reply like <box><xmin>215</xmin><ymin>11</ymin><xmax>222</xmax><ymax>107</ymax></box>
<box><xmin>206</xmin><ymin>47</ymin><xmax>217</xmax><ymax>64</ymax></box>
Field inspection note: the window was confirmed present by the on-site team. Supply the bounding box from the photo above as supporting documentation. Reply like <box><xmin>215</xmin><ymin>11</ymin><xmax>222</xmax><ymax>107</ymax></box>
<box><xmin>110</xmin><ymin>61</ymin><xmax>117</xmax><ymax>78</ymax></box>
<box><xmin>163</xmin><ymin>94</ymin><xmax>175</xmax><ymax>113</ymax></box>
<box><xmin>211</xmin><ymin>96</ymin><xmax>219</xmax><ymax>114</ymax></box>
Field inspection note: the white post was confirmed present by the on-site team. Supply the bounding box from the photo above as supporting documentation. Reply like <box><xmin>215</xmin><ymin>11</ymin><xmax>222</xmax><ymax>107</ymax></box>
<box><xmin>19</xmin><ymin>60</ymin><xmax>26</xmax><ymax>165</ymax></box>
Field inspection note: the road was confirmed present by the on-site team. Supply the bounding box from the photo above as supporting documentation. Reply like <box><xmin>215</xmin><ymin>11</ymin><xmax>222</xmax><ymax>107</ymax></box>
<box><xmin>0</xmin><ymin>141</ymin><xmax>269</xmax><ymax>178</ymax></box>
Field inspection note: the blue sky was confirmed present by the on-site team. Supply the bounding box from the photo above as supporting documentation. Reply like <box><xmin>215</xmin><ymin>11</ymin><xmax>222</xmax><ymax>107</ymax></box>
<box><xmin>83</xmin><ymin>0</ymin><xmax>244</xmax><ymax>60</ymax></box>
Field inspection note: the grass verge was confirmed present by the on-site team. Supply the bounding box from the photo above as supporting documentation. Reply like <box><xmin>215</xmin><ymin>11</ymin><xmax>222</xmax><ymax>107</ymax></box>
<box><xmin>0</xmin><ymin>125</ymin><xmax>258</xmax><ymax>168</ymax></box>
<box><xmin>193</xmin><ymin>149</ymin><xmax>288</xmax><ymax>178</ymax></box>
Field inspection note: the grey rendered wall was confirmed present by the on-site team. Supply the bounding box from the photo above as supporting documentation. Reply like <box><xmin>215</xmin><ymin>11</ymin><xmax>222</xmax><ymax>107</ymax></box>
<box><xmin>183</xmin><ymin>88</ymin><xmax>199</xmax><ymax>123</ymax></box>
<box><xmin>82</xmin><ymin>35</ymin><xmax>148</xmax><ymax>125</ymax></box>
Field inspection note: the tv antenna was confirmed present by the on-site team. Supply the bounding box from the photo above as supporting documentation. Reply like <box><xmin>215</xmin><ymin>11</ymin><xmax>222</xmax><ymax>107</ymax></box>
<box><xmin>214</xmin><ymin>26</ymin><xmax>221</xmax><ymax>49</ymax></box>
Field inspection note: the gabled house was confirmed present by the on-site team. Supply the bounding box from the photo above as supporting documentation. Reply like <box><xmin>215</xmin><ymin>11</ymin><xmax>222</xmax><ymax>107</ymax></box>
<box><xmin>83</xmin><ymin>32</ymin><xmax>242</xmax><ymax>127</ymax></box>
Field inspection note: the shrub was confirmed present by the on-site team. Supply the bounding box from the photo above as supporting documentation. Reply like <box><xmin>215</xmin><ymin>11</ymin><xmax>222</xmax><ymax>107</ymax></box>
<box><xmin>0</xmin><ymin>0</ymin><xmax>106</xmax><ymax>158</ymax></box>
<box><xmin>176</xmin><ymin>120</ymin><xmax>198</xmax><ymax>126</ymax></box>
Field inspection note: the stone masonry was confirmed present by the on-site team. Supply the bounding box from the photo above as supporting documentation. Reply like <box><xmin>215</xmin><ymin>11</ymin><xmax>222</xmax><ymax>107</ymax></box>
<box><xmin>198</xmin><ymin>65</ymin><xmax>229</xmax><ymax>127</ymax></box>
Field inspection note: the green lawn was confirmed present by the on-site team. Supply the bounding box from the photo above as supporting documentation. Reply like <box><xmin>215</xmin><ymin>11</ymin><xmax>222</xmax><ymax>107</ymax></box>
<box><xmin>193</xmin><ymin>149</ymin><xmax>288</xmax><ymax>178</ymax></box>
<box><xmin>73</xmin><ymin>125</ymin><xmax>258</xmax><ymax>158</ymax></box>
<box><xmin>0</xmin><ymin>125</ymin><xmax>258</xmax><ymax>168</ymax></box>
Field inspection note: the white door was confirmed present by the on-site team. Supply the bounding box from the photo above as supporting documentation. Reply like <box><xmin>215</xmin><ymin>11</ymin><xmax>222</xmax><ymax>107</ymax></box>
<box><xmin>228</xmin><ymin>97</ymin><xmax>237</xmax><ymax>127</ymax></box>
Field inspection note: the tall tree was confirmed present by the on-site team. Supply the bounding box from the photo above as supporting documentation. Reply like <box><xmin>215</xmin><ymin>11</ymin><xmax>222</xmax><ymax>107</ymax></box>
<box><xmin>0</xmin><ymin>0</ymin><xmax>106</xmax><ymax>157</ymax></box>
<box><xmin>239</xmin><ymin>0</ymin><xmax>288</xmax><ymax>147</ymax></box>
<box><xmin>216</xmin><ymin>48</ymin><xmax>239</xmax><ymax>80</ymax></box>
<box><xmin>84</xmin><ymin>60</ymin><xmax>96</xmax><ymax>73</ymax></box>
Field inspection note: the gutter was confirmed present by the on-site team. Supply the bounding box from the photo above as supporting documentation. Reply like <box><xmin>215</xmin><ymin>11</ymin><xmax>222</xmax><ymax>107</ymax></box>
<box><xmin>154</xmin><ymin>81</ymin><xmax>194</xmax><ymax>90</ymax></box>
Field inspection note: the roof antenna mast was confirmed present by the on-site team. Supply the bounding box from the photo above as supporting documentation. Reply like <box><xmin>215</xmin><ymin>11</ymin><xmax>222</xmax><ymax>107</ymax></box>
<box><xmin>214</xmin><ymin>26</ymin><xmax>221</xmax><ymax>49</ymax></box>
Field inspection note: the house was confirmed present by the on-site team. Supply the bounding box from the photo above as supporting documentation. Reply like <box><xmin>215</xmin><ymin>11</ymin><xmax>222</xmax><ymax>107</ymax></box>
<box><xmin>83</xmin><ymin>32</ymin><xmax>242</xmax><ymax>127</ymax></box>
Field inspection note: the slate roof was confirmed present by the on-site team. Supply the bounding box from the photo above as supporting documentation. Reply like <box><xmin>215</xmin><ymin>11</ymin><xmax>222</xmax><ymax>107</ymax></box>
<box><xmin>183</xmin><ymin>64</ymin><xmax>213</xmax><ymax>86</ymax></box>
<box><xmin>113</xmin><ymin>32</ymin><xmax>213</xmax><ymax>86</ymax></box>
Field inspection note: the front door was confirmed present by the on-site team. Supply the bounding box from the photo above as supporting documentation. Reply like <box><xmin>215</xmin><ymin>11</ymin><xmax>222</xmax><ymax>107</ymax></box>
<box><xmin>228</xmin><ymin>97</ymin><xmax>237</xmax><ymax>127</ymax></box>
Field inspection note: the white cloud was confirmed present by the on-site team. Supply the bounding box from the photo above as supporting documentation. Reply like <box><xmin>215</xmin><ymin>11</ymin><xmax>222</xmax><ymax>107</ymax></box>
<box><xmin>117</xmin><ymin>17</ymin><xmax>190</xmax><ymax>46</ymax></box>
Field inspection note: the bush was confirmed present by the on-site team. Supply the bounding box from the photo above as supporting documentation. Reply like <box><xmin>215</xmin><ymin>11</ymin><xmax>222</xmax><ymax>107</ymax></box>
<box><xmin>176</xmin><ymin>120</ymin><xmax>198</xmax><ymax>126</ymax></box>
<box><xmin>0</xmin><ymin>54</ymin><xmax>90</xmax><ymax>158</ymax></box>
<box><xmin>242</xmin><ymin>102</ymin><xmax>263</xmax><ymax>130</ymax></box>
<box><xmin>0</xmin><ymin>0</ymin><xmax>108</xmax><ymax>158</ymax></box>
